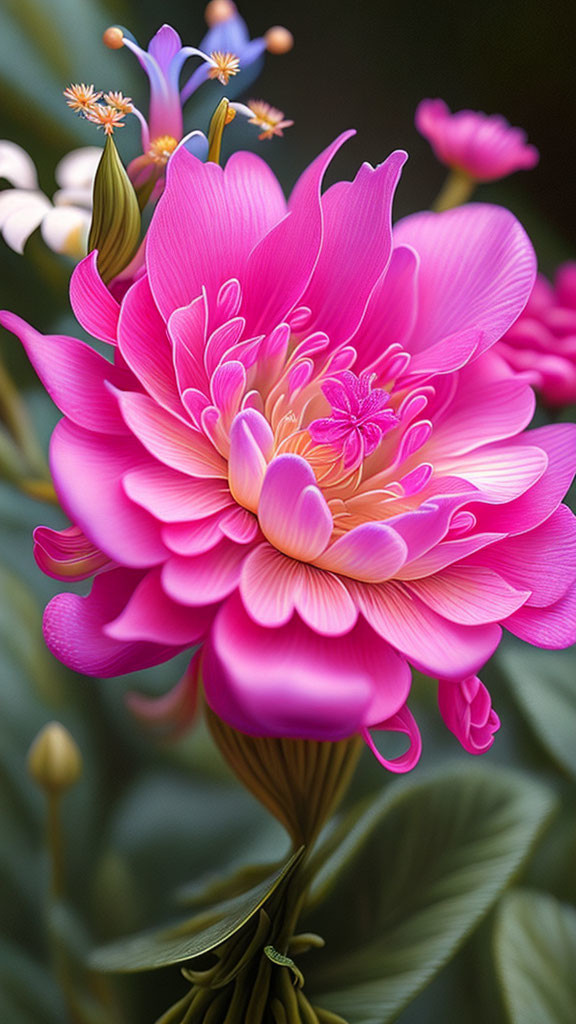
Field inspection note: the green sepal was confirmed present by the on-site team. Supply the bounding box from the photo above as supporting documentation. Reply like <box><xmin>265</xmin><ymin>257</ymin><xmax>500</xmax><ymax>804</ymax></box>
<box><xmin>90</xmin><ymin>847</ymin><xmax>304</xmax><ymax>973</ymax></box>
<box><xmin>88</xmin><ymin>136</ymin><xmax>141</xmax><ymax>284</ymax></box>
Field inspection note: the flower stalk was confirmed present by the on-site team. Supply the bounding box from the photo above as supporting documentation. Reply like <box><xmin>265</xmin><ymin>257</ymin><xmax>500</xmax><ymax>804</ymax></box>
<box><xmin>432</xmin><ymin>168</ymin><xmax>476</xmax><ymax>211</ymax></box>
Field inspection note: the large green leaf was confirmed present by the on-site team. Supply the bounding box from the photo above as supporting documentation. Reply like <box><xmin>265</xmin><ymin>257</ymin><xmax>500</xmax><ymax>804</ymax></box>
<box><xmin>494</xmin><ymin>889</ymin><xmax>576</xmax><ymax>1024</ymax></box>
<box><xmin>499</xmin><ymin>644</ymin><xmax>576</xmax><ymax>779</ymax></box>
<box><xmin>90</xmin><ymin>846</ymin><xmax>304</xmax><ymax>973</ymax></box>
<box><xmin>304</xmin><ymin>766</ymin><xmax>554</xmax><ymax>1024</ymax></box>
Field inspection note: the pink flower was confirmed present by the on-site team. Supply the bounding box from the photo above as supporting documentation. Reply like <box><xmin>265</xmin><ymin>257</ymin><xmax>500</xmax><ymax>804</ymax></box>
<box><xmin>495</xmin><ymin>264</ymin><xmax>576</xmax><ymax>407</ymax></box>
<box><xmin>438</xmin><ymin>676</ymin><xmax>500</xmax><ymax>754</ymax></box>
<box><xmin>3</xmin><ymin>133</ymin><xmax>576</xmax><ymax>772</ymax></box>
<box><xmin>416</xmin><ymin>99</ymin><xmax>539</xmax><ymax>181</ymax></box>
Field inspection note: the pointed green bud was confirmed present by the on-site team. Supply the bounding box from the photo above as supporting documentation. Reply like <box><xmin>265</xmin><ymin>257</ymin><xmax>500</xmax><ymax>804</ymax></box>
<box><xmin>28</xmin><ymin>722</ymin><xmax>82</xmax><ymax>794</ymax></box>
<box><xmin>207</xmin><ymin>97</ymin><xmax>233</xmax><ymax>164</ymax></box>
<box><xmin>88</xmin><ymin>136</ymin><xmax>141</xmax><ymax>284</ymax></box>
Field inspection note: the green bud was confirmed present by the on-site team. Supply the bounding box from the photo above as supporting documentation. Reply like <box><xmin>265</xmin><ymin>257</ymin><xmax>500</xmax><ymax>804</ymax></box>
<box><xmin>207</xmin><ymin>97</ymin><xmax>232</xmax><ymax>164</ymax></box>
<box><xmin>28</xmin><ymin>721</ymin><xmax>82</xmax><ymax>794</ymax></box>
<box><xmin>88</xmin><ymin>136</ymin><xmax>141</xmax><ymax>284</ymax></box>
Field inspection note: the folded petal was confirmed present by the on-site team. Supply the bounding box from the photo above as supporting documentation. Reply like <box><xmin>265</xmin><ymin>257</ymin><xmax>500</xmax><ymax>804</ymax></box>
<box><xmin>203</xmin><ymin>593</ymin><xmax>411</xmax><ymax>740</ymax></box>
<box><xmin>316</xmin><ymin>522</ymin><xmax>407</xmax><ymax>582</ymax></box>
<box><xmin>69</xmin><ymin>251</ymin><xmax>120</xmax><ymax>344</ymax></box>
<box><xmin>258</xmin><ymin>454</ymin><xmax>333</xmax><ymax>561</ymax></box>
<box><xmin>505</xmin><ymin>585</ymin><xmax>576</xmax><ymax>648</ymax></box>
<box><xmin>105</xmin><ymin>567</ymin><xmax>215</xmax><ymax>644</ymax></box>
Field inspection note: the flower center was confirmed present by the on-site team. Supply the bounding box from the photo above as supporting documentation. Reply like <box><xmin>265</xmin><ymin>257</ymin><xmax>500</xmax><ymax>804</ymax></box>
<box><xmin>148</xmin><ymin>135</ymin><xmax>179</xmax><ymax>165</ymax></box>
<box><xmin>308</xmin><ymin>371</ymin><xmax>398</xmax><ymax>471</ymax></box>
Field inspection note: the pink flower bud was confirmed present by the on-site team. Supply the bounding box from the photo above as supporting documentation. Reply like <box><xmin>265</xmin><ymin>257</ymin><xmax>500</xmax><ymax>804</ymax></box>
<box><xmin>438</xmin><ymin>676</ymin><xmax>500</xmax><ymax>755</ymax></box>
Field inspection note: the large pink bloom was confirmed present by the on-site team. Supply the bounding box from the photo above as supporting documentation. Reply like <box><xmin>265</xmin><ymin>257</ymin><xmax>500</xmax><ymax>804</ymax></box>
<box><xmin>3</xmin><ymin>134</ymin><xmax>576</xmax><ymax>771</ymax></box>
<box><xmin>495</xmin><ymin>264</ymin><xmax>576</xmax><ymax>406</ymax></box>
<box><xmin>416</xmin><ymin>99</ymin><xmax>539</xmax><ymax>182</ymax></box>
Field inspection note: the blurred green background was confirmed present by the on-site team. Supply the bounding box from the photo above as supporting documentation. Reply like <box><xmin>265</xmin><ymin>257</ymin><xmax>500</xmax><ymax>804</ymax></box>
<box><xmin>1</xmin><ymin>2</ymin><xmax>576</xmax><ymax>1023</ymax></box>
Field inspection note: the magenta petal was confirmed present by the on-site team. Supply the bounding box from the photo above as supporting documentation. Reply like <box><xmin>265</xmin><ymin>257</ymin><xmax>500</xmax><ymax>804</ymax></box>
<box><xmin>352</xmin><ymin>244</ymin><xmax>419</xmax><ymax>372</ymax></box>
<box><xmin>118</xmin><ymin>276</ymin><xmax>183</xmax><ymax>418</ymax></box>
<box><xmin>0</xmin><ymin>312</ymin><xmax>127</xmax><ymax>434</ymax></box>
<box><xmin>316</xmin><ymin>522</ymin><xmax>407</xmax><ymax>583</ymax></box>
<box><xmin>33</xmin><ymin>525</ymin><xmax>112</xmax><ymax>581</ymax></box>
<box><xmin>203</xmin><ymin>593</ymin><xmax>410</xmax><ymax>740</ymax></box>
<box><xmin>162</xmin><ymin>539</ymin><xmax>246</xmax><ymax>606</ymax></box>
<box><xmin>354</xmin><ymin>580</ymin><xmax>501</xmax><ymax>678</ymax></box>
<box><xmin>394</xmin><ymin>203</ymin><xmax>536</xmax><ymax>357</ymax></box>
<box><xmin>50</xmin><ymin>420</ymin><xmax>168</xmax><ymax>567</ymax></box>
<box><xmin>302</xmin><ymin>152</ymin><xmax>407</xmax><ymax>346</ymax></box>
<box><xmin>258</xmin><ymin>454</ymin><xmax>333</xmax><ymax>561</ymax></box>
<box><xmin>438</xmin><ymin>676</ymin><xmax>500</xmax><ymax>754</ymax></box>
<box><xmin>123</xmin><ymin>463</ymin><xmax>232</xmax><ymax>523</ymax></box>
<box><xmin>362</xmin><ymin>705</ymin><xmax>422</xmax><ymax>773</ymax></box>
<box><xmin>43</xmin><ymin>569</ymin><xmax>181</xmax><ymax>676</ymax></box>
<box><xmin>241</xmin><ymin>131</ymin><xmax>355</xmax><ymax>334</ymax></box>
<box><xmin>105</xmin><ymin>568</ymin><xmax>215</xmax><ymax>644</ymax></box>
<box><xmin>228</xmin><ymin>408</ymin><xmax>274</xmax><ymax>511</ymax></box>
<box><xmin>407</xmin><ymin>565</ymin><xmax>529</xmax><ymax>624</ymax></box>
<box><xmin>505</xmin><ymin>584</ymin><xmax>576</xmax><ymax>648</ymax></box>
<box><xmin>69</xmin><ymin>251</ymin><xmax>120</xmax><ymax>344</ymax></box>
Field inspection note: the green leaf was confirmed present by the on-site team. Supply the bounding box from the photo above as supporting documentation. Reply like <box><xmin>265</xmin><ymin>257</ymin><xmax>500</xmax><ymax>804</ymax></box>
<box><xmin>499</xmin><ymin>644</ymin><xmax>576</xmax><ymax>779</ymax></box>
<box><xmin>90</xmin><ymin>847</ymin><xmax>304</xmax><ymax>973</ymax></box>
<box><xmin>88</xmin><ymin>135</ymin><xmax>140</xmax><ymax>283</ymax></box>
<box><xmin>494</xmin><ymin>889</ymin><xmax>576</xmax><ymax>1024</ymax></box>
<box><xmin>304</xmin><ymin>766</ymin><xmax>555</xmax><ymax>1024</ymax></box>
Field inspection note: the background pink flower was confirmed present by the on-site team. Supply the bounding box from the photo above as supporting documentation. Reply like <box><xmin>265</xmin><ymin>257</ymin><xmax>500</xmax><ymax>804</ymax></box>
<box><xmin>495</xmin><ymin>263</ymin><xmax>576</xmax><ymax>406</ymax></box>
<box><xmin>3</xmin><ymin>134</ymin><xmax>575</xmax><ymax>771</ymax></box>
<box><xmin>416</xmin><ymin>98</ymin><xmax>539</xmax><ymax>181</ymax></box>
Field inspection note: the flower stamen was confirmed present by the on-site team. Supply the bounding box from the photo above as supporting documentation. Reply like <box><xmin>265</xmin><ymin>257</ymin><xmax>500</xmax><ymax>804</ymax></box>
<box><xmin>85</xmin><ymin>104</ymin><xmax>127</xmax><ymax>136</ymax></box>
<box><xmin>104</xmin><ymin>91</ymin><xmax>134</xmax><ymax>115</ymax></box>
<box><xmin>247</xmin><ymin>99</ymin><xmax>294</xmax><ymax>140</ymax></box>
<box><xmin>63</xmin><ymin>83</ymin><xmax>102</xmax><ymax>115</ymax></box>
<box><xmin>309</xmin><ymin>371</ymin><xmax>398</xmax><ymax>472</ymax></box>
<box><xmin>208</xmin><ymin>51</ymin><xmax>241</xmax><ymax>85</ymax></box>
<box><xmin>147</xmin><ymin>135</ymin><xmax>179</xmax><ymax>165</ymax></box>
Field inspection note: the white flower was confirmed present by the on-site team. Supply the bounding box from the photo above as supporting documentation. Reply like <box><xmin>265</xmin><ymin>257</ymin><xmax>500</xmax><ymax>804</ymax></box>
<box><xmin>0</xmin><ymin>142</ymin><xmax>101</xmax><ymax>258</ymax></box>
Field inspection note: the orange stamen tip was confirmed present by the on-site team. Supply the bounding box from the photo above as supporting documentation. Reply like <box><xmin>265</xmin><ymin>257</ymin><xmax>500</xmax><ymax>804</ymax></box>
<box><xmin>208</xmin><ymin>51</ymin><xmax>240</xmax><ymax>86</ymax></box>
<box><xmin>86</xmin><ymin>104</ymin><xmax>126</xmax><ymax>135</ymax></box>
<box><xmin>205</xmin><ymin>0</ymin><xmax>236</xmax><ymax>27</ymax></box>
<box><xmin>265</xmin><ymin>26</ymin><xmax>294</xmax><ymax>55</ymax></box>
<box><xmin>63</xmin><ymin>83</ymin><xmax>102</xmax><ymax>114</ymax></box>
<box><xmin>225</xmin><ymin>107</ymin><xmax>237</xmax><ymax>125</ymax></box>
<box><xmin>148</xmin><ymin>135</ymin><xmax>179</xmax><ymax>165</ymax></box>
<box><xmin>247</xmin><ymin>100</ymin><xmax>294</xmax><ymax>140</ymax></box>
<box><xmin>103</xmin><ymin>26</ymin><xmax>125</xmax><ymax>49</ymax></box>
<box><xmin>104</xmin><ymin>90</ymin><xmax>133</xmax><ymax>114</ymax></box>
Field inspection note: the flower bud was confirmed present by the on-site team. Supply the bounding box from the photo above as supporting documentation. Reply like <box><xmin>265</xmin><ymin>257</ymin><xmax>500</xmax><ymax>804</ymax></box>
<box><xmin>438</xmin><ymin>676</ymin><xmax>500</xmax><ymax>755</ymax></box>
<box><xmin>265</xmin><ymin>26</ymin><xmax>294</xmax><ymax>55</ymax></box>
<box><xmin>88</xmin><ymin>135</ymin><xmax>141</xmax><ymax>283</ymax></box>
<box><xmin>205</xmin><ymin>0</ymin><xmax>236</xmax><ymax>26</ymax></box>
<box><xmin>103</xmin><ymin>26</ymin><xmax>124</xmax><ymax>49</ymax></box>
<box><xmin>28</xmin><ymin>722</ymin><xmax>82</xmax><ymax>793</ymax></box>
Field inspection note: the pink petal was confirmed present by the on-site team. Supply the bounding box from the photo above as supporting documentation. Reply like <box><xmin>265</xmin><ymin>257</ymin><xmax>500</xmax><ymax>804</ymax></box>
<box><xmin>437</xmin><ymin>443</ymin><xmax>547</xmax><ymax>503</ymax></box>
<box><xmin>69</xmin><ymin>251</ymin><xmax>120</xmax><ymax>344</ymax></box>
<box><xmin>240</xmin><ymin>543</ymin><xmax>358</xmax><ymax>635</ymax></box>
<box><xmin>117</xmin><ymin>276</ymin><xmax>183</xmax><ymax>418</ymax></box>
<box><xmin>169</xmin><ymin>293</ymin><xmax>210</xmax><ymax>395</ymax></box>
<box><xmin>113</xmin><ymin>390</ymin><xmax>227</xmax><ymax>478</ymax></box>
<box><xmin>353</xmin><ymin>580</ymin><xmax>501</xmax><ymax>678</ymax></box>
<box><xmin>406</xmin><ymin>565</ymin><xmax>529</xmax><ymax>624</ymax></box>
<box><xmin>202</xmin><ymin>593</ymin><xmax>411</xmax><ymax>740</ymax></box>
<box><xmin>438</xmin><ymin>676</ymin><xmax>500</xmax><ymax>755</ymax></box>
<box><xmin>50</xmin><ymin>420</ymin><xmax>168</xmax><ymax>567</ymax></box>
<box><xmin>43</xmin><ymin>569</ymin><xmax>181</xmax><ymax>676</ymax></box>
<box><xmin>122</xmin><ymin>464</ymin><xmax>233</xmax><ymax>523</ymax></box>
<box><xmin>162</xmin><ymin>539</ymin><xmax>246</xmax><ymax>605</ymax></box>
<box><xmin>477</xmin><ymin>504</ymin><xmax>576</xmax><ymax>608</ymax></box>
<box><xmin>148</xmin><ymin>148</ymin><xmax>287</xmax><ymax>319</ymax></box>
<box><xmin>505</xmin><ymin>585</ymin><xmax>576</xmax><ymax>648</ymax></box>
<box><xmin>105</xmin><ymin>567</ymin><xmax>215</xmax><ymax>644</ymax></box>
<box><xmin>362</xmin><ymin>705</ymin><xmax>422</xmax><ymax>773</ymax></box>
<box><xmin>398</xmin><ymin>531</ymin><xmax>506</xmax><ymax>580</ymax></box>
<box><xmin>228</xmin><ymin>408</ymin><xmax>274</xmax><ymax>512</ymax></box>
<box><xmin>352</xmin><ymin>244</ymin><xmax>419</xmax><ymax>372</ymax></box>
<box><xmin>258</xmin><ymin>454</ymin><xmax>333</xmax><ymax>561</ymax></box>
<box><xmin>0</xmin><ymin>312</ymin><xmax>127</xmax><ymax>434</ymax></box>
<box><xmin>301</xmin><ymin>152</ymin><xmax>406</xmax><ymax>346</ymax></box>
<box><xmin>429</xmin><ymin>372</ymin><xmax>535</xmax><ymax>458</ymax></box>
<box><xmin>316</xmin><ymin>522</ymin><xmax>407</xmax><ymax>583</ymax></box>
<box><xmin>241</xmin><ymin>132</ymin><xmax>355</xmax><ymax>334</ymax></box>
<box><xmin>394</xmin><ymin>203</ymin><xmax>536</xmax><ymax>357</ymax></box>
<box><xmin>33</xmin><ymin>524</ymin><xmax>112</xmax><ymax>581</ymax></box>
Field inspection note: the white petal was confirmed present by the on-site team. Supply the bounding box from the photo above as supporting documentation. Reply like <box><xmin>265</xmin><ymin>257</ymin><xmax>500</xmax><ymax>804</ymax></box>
<box><xmin>1</xmin><ymin>195</ymin><xmax>51</xmax><ymax>252</ymax></box>
<box><xmin>55</xmin><ymin>147</ymin><xmax>102</xmax><ymax>190</ymax></box>
<box><xmin>41</xmin><ymin>206</ymin><xmax>91</xmax><ymax>257</ymax></box>
<box><xmin>53</xmin><ymin>187</ymin><xmax>93</xmax><ymax>209</ymax></box>
<box><xmin>0</xmin><ymin>140</ymin><xmax>38</xmax><ymax>189</ymax></box>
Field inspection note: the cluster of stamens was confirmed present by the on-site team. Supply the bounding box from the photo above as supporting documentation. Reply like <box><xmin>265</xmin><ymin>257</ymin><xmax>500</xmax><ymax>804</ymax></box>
<box><xmin>246</xmin><ymin>100</ymin><xmax>294</xmax><ymax>140</ymax></box>
<box><xmin>207</xmin><ymin>50</ymin><xmax>241</xmax><ymax>85</ymax></box>
<box><xmin>64</xmin><ymin>83</ymin><xmax>133</xmax><ymax>135</ymax></box>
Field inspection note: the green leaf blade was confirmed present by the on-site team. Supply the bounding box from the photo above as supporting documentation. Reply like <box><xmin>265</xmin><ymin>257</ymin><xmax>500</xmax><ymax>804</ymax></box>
<box><xmin>494</xmin><ymin>889</ymin><xmax>576</xmax><ymax>1024</ymax></box>
<box><xmin>305</xmin><ymin>766</ymin><xmax>555</xmax><ymax>1024</ymax></box>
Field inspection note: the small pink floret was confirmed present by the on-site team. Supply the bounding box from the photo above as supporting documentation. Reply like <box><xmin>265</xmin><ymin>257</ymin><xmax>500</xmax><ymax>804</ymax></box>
<box><xmin>416</xmin><ymin>98</ymin><xmax>539</xmax><ymax>181</ymax></box>
<box><xmin>309</xmin><ymin>371</ymin><xmax>398</xmax><ymax>470</ymax></box>
<box><xmin>438</xmin><ymin>676</ymin><xmax>500</xmax><ymax>754</ymax></box>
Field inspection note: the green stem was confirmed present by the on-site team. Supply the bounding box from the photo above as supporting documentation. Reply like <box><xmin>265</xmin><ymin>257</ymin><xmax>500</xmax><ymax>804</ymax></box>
<box><xmin>432</xmin><ymin>169</ymin><xmax>477</xmax><ymax>211</ymax></box>
<box><xmin>47</xmin><ymin>792</ymin><xmax>65</xmax><ymax>900</ymax></box>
